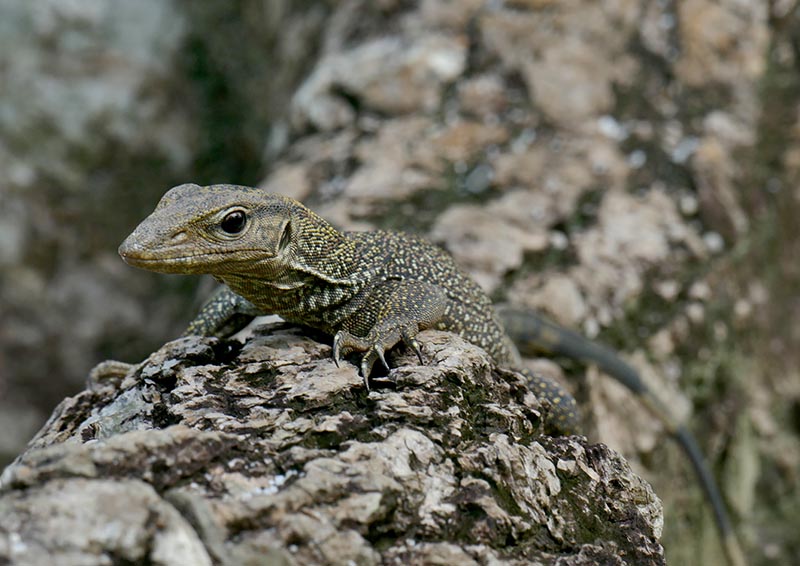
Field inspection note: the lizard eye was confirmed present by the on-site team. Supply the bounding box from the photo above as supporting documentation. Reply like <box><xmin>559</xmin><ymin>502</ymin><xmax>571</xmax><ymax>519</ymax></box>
<box><xmin>220</xmin><ymin>210</ymin><xmax>247</xmax><ymax>235</ymax></box>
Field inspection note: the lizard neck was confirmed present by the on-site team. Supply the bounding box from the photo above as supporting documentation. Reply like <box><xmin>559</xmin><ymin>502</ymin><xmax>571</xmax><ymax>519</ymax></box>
<box><xmin>220</xmin><ymin>266</ymin><xmax>370</xmax><ymax>333</ymax></box>
<box><xmin>289</xmin><ymin>212</ymin><xmax>364</xmax><ymax>283</ymax></box>
<box><xmin>214</xmin><ymin>203</ymin><xmax>369</xmax><ymax>294</ymax></box>
<box><xmin>218</xmin><ymin>212</ymin><xmax>377</xmax><ymax>331</ymax></box>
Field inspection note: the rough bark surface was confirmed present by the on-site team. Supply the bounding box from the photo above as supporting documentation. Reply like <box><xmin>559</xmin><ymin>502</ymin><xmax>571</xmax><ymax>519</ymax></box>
<box><xmin>1</xmin><ymin>326</ymin><xmax>663</xmax><ymax>565</ymax></box>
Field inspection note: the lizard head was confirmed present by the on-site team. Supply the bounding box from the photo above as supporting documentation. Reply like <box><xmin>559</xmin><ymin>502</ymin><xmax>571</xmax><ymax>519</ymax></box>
<box><xmin>119</xmin><ymin>183</ymin><xmax>317</xmax><ymax>276</ymax></box>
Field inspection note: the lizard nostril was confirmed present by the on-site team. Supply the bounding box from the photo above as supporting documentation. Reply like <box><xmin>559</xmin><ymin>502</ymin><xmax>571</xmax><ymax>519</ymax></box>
<box><xmin>170</xmin><ymin>231</ymin><xmax>188</xmax><ymax>244</ymax></box>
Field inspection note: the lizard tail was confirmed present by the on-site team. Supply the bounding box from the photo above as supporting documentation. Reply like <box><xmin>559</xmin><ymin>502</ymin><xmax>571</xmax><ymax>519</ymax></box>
<box><xmin>496</xmin><ymin>306</ymin><xmax>747</xmax><ymax>566</ymax></box>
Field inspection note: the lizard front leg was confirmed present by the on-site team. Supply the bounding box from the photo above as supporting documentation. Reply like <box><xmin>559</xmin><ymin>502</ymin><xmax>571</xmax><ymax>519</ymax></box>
<box><xmin>183</xmin><ymin>285</ymin><xmax>263</xmax><ymax>338</ymax></box>
<box><xmin>333</xmin><ymin>279</ymin><xmax>447</xmax><ymax>386</ymax></box>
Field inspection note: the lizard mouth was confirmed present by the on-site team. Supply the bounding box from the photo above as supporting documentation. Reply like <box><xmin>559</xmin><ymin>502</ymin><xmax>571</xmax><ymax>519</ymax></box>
<box><xmin>119</xmin><ymin>248</ymin><xmax>275</xmax><ymax>273</ymax></box>
<box><xmin>121</xmin><ymin>251</ymin><xmax>224</xmax><ymax>264</ymax></box>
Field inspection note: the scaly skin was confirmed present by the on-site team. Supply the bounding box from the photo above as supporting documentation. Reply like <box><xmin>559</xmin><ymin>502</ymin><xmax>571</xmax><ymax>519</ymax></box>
<box><xmin>119</xmin><ymin>183</ymin><xmax>745</xmax><ymax>566</ymax></box>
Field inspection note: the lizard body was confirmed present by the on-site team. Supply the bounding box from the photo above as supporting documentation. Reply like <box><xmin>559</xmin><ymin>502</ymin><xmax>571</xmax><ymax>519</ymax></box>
<box><xmin>119</xmin><ymin>183</ymin><xmax>744</xmax><ymax>566</ymax></box>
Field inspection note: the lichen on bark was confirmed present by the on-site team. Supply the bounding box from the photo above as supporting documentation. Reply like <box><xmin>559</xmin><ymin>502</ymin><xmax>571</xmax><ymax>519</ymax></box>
<box><xmin>1</xmin><ymin>325</ymin><xmax>664</xmax><ymax>565</ymax></box>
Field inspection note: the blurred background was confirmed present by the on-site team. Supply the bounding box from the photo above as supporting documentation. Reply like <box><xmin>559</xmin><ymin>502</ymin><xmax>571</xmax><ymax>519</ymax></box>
<box><xmin>0</xmin><ymin>1</ymin><xmax>798</xmax><ymax>565</ymax></box>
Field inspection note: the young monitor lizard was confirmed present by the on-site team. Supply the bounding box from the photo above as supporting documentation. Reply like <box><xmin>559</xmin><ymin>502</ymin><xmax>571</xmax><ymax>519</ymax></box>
<box><xmin>119</xmin><ymin>183</ymin><xmax>745</xmax><ymax>566</ymax></box>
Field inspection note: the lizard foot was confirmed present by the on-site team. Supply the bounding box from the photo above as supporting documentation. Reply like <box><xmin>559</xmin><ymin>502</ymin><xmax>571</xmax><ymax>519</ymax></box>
<box><xmin>333</xmin><ymin>323</ymin><xmax>425</xmax><ymax>389</ymax></box>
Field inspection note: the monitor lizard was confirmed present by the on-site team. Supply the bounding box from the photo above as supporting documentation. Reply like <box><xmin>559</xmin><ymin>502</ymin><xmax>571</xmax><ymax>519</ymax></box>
<box><xmin>119</xmin><ymin>183</ymin><xmax>746</xmax><ymax>566</ymax></box>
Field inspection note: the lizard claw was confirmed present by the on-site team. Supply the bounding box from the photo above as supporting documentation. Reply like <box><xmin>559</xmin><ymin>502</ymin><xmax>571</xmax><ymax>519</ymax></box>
<box><xmin>331</xmin><ymin>323</ymin><xmax>425</xmax><ymax>389</ymax></box>
<box><xmin>400</xmin><ymin>329</ymin><xmax>424</xmax><ymax>365</ymax></box>
<box><xmin>332</xmin><ymin>330</ymin><xmax>359</xmax><ymax>368</ymax></box>
<box><xmin>334</xmin><ymin>329</ymin><xmax>382</xmax><ymax>389</ymax></box>
<box><xmin>375</xmin><ymin>344</ymin><xmax>390</xmax><ymax>371</ymax></box>
<box><xmin>358</xmin><ymin>345</ymin><xmax>389</xmax><ymax>387</ymax></box>
<box><xmin>361</xmin><ymin>362</ymin><xmax>371</xmax><ymax>391</ymax></box>
<box><xmin>332</xmin><ymin>331</ymin><xmax>344</xmax><ymax>367</ymax></box>
<box><xmin>410</xmin><ymin>339</ymin><xmax>424</xmax><ymax>364</ymax></box>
